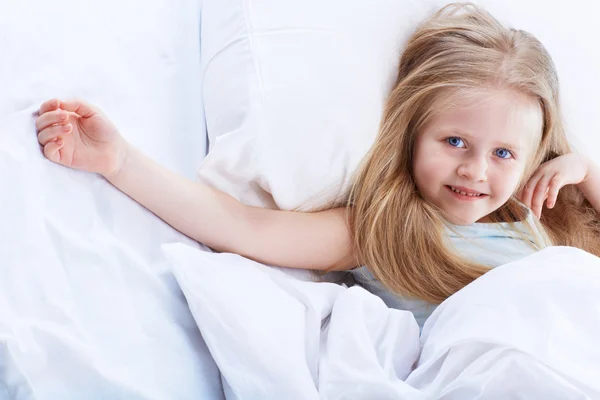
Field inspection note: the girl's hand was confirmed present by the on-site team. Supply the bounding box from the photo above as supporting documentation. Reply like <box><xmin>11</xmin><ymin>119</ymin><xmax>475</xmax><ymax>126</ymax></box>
<box><xmin>35</xmin><ymin>99</ymin><xmax>128</xmax><ymax>177</ymax></box>
<box><xmin>519</xmin><ymin>153</ymin><xmax>589</xmax><ymax>219</ymax></box>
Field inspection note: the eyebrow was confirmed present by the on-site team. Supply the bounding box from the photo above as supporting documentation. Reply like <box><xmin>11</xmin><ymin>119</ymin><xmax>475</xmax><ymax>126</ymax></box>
<box><xmin>448</xmin><ymin>129</ymin><xmax>522</xmax><ymax>151</ymax></box>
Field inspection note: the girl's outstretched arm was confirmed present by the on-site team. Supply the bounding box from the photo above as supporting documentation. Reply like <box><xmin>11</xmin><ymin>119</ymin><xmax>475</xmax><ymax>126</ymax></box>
<box><xmin>36</xmin><ymin>98</ymin><xmax>356</xmax><ymax>271</ymax></box>
<box><xmin>108</xmin><ymin>145</ymin><xmax>355</xmax><ymax>270</ymax></box>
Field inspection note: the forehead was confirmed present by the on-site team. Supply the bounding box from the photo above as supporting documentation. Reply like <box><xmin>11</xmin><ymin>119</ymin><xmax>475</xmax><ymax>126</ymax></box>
<box><xmin>424</xmin><ymin>89</ymin><xmax>543</xmax><ymax>150</ymax></box>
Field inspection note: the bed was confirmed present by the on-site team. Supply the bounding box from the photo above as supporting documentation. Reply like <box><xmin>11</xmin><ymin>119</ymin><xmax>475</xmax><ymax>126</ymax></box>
<box><xmin>2</xmin><ymin>0</ymin><xmax>600</xmax><ymax>398</ymax></box>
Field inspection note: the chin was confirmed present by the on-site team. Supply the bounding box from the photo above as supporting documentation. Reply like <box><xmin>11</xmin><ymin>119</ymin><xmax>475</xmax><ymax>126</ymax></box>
<box><xmin>444</xmin><ymin>213</ymin><xmax>481</xmax><ymax>226</ymax></box>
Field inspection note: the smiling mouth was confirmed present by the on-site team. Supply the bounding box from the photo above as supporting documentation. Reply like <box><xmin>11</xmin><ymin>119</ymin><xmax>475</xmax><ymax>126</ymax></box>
<box><xmin>447</xmin><ymin>186</ymin><xmax>487</xmax><ymax>197</ymax></box>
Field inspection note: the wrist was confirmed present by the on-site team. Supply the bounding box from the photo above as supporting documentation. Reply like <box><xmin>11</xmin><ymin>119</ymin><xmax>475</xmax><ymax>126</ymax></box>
<box><xmin>578</xmin><ymin>156</ymin><xmax>599</xmax><ymax>189</ymax></box>
<box><xmin>104</xmin><ymin>139</ymin><xmax>131</xmax><ymax>181</ymax></box>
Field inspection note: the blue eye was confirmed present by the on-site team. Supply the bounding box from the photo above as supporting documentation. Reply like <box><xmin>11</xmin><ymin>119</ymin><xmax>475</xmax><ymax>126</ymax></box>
<box><xmin>446</xmin><ymin>137</ymin><xmax>465</xmax><ymax>148</ymax></box>
<box><xmin>494</xmin><ymin>148</ymin><xmax>513</xmax><ymax>159</ymax></box>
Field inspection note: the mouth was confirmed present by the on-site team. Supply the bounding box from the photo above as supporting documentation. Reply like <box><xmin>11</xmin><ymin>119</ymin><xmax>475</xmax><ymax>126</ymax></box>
<box><xmin>446</xmin><ymin>185</ymin><xmax>488</xmax><ymax>199</ymax></box>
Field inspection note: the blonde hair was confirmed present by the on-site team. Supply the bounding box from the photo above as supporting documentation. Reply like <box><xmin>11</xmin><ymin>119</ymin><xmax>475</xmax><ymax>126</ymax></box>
<box><xmin>348</xmin><ymin>3</ymin><xmax>600</xmax><ymax>304</ymax></box>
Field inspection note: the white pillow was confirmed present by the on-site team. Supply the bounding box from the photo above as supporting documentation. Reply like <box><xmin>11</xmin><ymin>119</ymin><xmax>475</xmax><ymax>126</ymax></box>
<box><xmin>197</xmin><ymin>0</ymin><xmax>440</xmax><ymax>210</ymax></box>
<box><xmin>198</xmin><ymin>0</ymin><xmax>600</xmax><ymax>211</ymax></box>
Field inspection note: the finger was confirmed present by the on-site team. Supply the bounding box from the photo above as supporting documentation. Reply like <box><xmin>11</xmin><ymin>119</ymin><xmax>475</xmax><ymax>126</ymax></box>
<box><xmin>531</xmin><ymin>174</ymin><xmax>553</xmax><ymax>218</ymax></box>
<box><xmin>43</xmin><ymin>138</ymin><xmax>64</xmax><ymax>164</ymax></box>
<box><xmin>546</xmin><ymin>176</ymin><xmax>562</xmax><ymax>209</ymax></box>
<box><xmin>38</xmin><ymin>124</ymin><xmax>72</xmax><ymax>146</ymax></box>
<box><xmin>520</xmin><ymin>173</ymin><xmax>542</xmax><ymax>209</ymax></box>
<box><xmin>39</xmin><ymin>98</ymin><xmax>61</xmax><ymax>115</ymax></box>
<box><xmin>35</xmin><ymin>109</ymin><xmax>69</xmax><ymax>132</ymax></box>
<box><xmin>59</xmin><ymin>99</ymin><xmax>98</xmax><ymax>118</ymax></box>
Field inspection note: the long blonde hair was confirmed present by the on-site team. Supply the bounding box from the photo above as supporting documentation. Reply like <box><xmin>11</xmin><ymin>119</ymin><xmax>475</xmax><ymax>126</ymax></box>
<box><xmin>348</xmin><ymin>3</ymin><xmax>600</xmax><ymax>304</ymax></box>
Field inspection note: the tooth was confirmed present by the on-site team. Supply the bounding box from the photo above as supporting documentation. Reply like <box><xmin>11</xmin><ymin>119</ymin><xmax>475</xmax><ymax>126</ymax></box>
<box><xmin>450</xmin><ymin>186</ymin><xmax>481</xmax><ymax>196</ymax></box>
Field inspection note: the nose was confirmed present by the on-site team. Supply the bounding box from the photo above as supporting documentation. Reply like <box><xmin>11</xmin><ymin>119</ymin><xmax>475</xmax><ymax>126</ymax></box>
<box><xmin>457</xmin><ymin>154</ymin><xmax>488</xmax><ymax>182</ymax></box>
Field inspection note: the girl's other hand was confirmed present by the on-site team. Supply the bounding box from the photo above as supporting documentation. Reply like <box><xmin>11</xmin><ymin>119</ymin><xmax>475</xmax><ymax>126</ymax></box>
<box><xmin>35</xmin><ymin>99</ymin><xmax>128</xmax><ymax>178</ymax></box>
<box><xmin>519</xmin><ymin>153</ymin><xmax>589</xmax><ymax>219</ymax></box>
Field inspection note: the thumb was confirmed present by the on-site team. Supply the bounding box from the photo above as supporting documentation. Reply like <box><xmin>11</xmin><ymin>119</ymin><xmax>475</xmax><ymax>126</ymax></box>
<box><xmin>59</xmin><ymin>99</ymin><xmax>99</xmax><ymax>118</ymax></box>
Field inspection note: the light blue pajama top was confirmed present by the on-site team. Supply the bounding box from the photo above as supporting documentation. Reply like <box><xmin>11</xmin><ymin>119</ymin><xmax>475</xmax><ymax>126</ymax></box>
<box><xmin>351</xmin><ymin>212</ymin><xmax>540</xmax><ymax>329</ymax></box>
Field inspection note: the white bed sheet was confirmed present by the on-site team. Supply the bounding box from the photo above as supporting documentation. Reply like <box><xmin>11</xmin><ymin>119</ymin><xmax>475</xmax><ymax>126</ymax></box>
<box><xmin>1</xmin><ymin>0</ymin><xmax>223</xmax><ymax>398</ymax></box>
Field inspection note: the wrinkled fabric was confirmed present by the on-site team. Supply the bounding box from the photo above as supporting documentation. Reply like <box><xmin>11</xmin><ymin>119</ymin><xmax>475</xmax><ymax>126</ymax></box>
<box><xmin>166</xmin><ymin>245</ymin><xmax>600</xmax><ymax>399</ymax></box>
<box><xmin>1</xmin><ymin>0</ymin><xmax>223</xmax><ymax>398</ymax></box>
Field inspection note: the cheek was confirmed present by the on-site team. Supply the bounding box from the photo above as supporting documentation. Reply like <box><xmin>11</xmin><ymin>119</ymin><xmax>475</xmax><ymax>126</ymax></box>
<box><xmin>414</xmin><ymin>143</ymin><xmax>447</xmax><ymax>180</ymax></box>
<box><xmin>491</xmin><ymin>164</ymin><xmax>526</xmax><ymax>197</ymax></box>
<box><xmin>413</xmin><ymin>152</ymin><xmax>446</xmax><ymax>190</ymax></box>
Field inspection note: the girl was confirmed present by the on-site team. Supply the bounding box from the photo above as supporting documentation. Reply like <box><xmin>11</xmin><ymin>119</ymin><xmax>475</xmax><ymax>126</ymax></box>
<box><xmin>35</xmin><ymin>3</ymin><xmax>600</xmax><ymax>328</ymax></box>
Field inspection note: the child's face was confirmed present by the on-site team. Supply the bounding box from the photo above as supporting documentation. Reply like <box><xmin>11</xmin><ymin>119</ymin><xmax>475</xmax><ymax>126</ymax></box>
<box><xmin>412</xmin><ymin>89</ymin><xmax>543</xmax><ymax>225</ymax></box>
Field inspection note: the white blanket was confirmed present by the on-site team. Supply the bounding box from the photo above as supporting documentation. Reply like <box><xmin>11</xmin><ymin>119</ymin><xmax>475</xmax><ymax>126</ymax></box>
<box><xmin>166</xmin><ymin>245</ymin><xmax>600</xmax><ymax>399</ymax></box>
